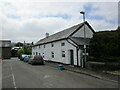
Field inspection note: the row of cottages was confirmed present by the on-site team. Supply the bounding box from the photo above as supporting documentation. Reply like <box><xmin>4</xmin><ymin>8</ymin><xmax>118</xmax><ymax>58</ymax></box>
<box><xmin>32</xmin><ymin>21</ymin><xmax>95</xmax><ymax>66</ymax></box>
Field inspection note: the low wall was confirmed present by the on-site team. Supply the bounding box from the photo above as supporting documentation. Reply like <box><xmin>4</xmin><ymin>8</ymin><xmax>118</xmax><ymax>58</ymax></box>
<box><xmin>86</xmin><ymin>61</ymin><xmax>120</xmax><ymax>71</ymax></box>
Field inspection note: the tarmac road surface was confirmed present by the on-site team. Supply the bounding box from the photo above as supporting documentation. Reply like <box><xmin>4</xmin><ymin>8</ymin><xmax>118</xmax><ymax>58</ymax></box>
<box><xmin>2</xmin><ymin>58</ymin><xmax>118</xmax><ymax>88</ymax></box>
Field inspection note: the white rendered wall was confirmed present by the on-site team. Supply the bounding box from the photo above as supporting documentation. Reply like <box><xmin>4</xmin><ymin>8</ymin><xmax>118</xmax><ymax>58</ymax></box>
<box><xmin>72</xmin><ymin>24</ymin><xmax>93</xmax><ymax>38</ymax></box>
<box><xmin>32</xmin><ymin>39</ymin><xmax>78</xmax><ymax>65</ymax></box>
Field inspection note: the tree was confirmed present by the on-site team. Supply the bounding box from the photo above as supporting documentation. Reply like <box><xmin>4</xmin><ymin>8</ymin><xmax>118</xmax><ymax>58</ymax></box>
<box><xmin>11</xmin><ymin>49</ymin><xmax>18</xmax><ymax>57</ymax></box>
<box><xmin>17</xmin><ymin>48</ymin><xmax>24</xmax><ymax>56</ymax></box>
<box><xmin>17</xmin><ymin>46</ymin><xmax>32</xmax><ymax>56</ymax></box>
<box><xmin>117</xmin><ymin>26</ymin><xmax>120</xmax><ymax>56</ymax></box>
<box><xmin>15</xmin><ymin>42</ymin><xmax>23</xmax><ymax>47</ymax></box>
<box><xmin>88</xmin><ymin>28</ymin><xmax>120</xmax><ymax>62</ymax></box>
<box><xmin>23</xmin><ymin>46</ymin><xmax>32</xmax><ymax>55</ymax></box>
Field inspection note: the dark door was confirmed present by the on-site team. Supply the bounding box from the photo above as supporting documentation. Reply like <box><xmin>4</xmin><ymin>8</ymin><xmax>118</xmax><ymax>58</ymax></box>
<box><xmin>70</xmin><ymin>50</ymin><xmax>74</xmax><ymax>65</ymax></box>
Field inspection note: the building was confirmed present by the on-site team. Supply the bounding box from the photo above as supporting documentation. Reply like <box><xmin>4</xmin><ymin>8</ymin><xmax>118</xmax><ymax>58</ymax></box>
<box><xmin>32</xmin><ymin>21</ymin><xmax>95</xmax><ymax>66</ymax></box>
<box><xmin>0</xmin><ymin>40</ymin><xmax>11</xmax><ymax>59</ymax></box>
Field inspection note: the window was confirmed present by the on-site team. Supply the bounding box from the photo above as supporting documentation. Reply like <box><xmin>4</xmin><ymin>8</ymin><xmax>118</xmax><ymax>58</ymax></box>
<box><xmin>62</xmin><ymin>51</ymin><xmax>65</xmax><ymax>57</ymax></box>
<box><xmin>43</xmin><ymin>53</ymin><xmax>44</xmax><ymax>58</ymax></box>
<box><xmin>33</xmin><ymin>46</ymin><xmax>36</xmax><ymax>49</ymax></box>
<box><xmin>51</xmin><ymin>43</ymin><xmax>54</xmax><ymax>47</ymax></box>
<box><xmin>36</xmin><ymin>52</ymin><xmax>38</xmax><ymax>55</ymax></box>
<box><xmin>51</xmin><ymin>52</ymin><xmax>54</xmax><ymax>58</ymax></box>
<box><xmin>39</xmin><ymin>45</ymin><xmax>40</xmax><ymax>48</ymax></box>
<box><xmin>61</xmin><ymin>42</ymin><xmax>65</xmax><ymax>46</ymax></box>
<box><xmin>44</xmin><ymin>45</ymin><xmax>45</xmax><ymax>48</ymax></box>
<box><xmin>39</xmin><ymin>53</ymin><xmax>41</xmax><ymax>55</ymax></box>
<box><xmin>33</xmin><ymin>47</ymin><xmax>35</xmax><ymax>49</ymax></box>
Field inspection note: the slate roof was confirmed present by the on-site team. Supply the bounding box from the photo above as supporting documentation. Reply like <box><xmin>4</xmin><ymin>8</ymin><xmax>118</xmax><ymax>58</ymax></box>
<box><xmin>34</xmin><ymin>21</ymin><xmax>94</xmax><ymax>46</ymax></box>
<box><xmin>69</xmin><ymin>37</ymin><xmax>90</xmax><ymax>45</ymax></box>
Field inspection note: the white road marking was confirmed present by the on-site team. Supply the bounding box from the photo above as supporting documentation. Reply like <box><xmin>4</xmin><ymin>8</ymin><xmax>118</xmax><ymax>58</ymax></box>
<box><xmin>43</xmin><ymin>75</ymin><xmax>51</xmax><ymax>79</ymax></box>
<box><xmin>10</xmin><ymin>63</ymin><xmax>17</xmax><ymax>90</ymax></box>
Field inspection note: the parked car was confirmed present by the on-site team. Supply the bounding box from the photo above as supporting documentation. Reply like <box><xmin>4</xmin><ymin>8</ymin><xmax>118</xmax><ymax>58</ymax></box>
<box><xmin>19</xmin><ymin>54</ymin><xmax>28</xmax><ymax>61</ymax></box>
<box><xmin>28</xmin><ymin>55</ymin><xmax>44</xmax><ymax>65</ymax></box>
<box><xmin>23</xmin><ymin>55</ymin><xmax>30</xmax><ymax>62</ymax></box>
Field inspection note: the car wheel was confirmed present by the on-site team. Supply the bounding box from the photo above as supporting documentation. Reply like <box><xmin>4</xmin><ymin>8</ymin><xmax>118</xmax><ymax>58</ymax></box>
<box><xmin>40</xmin><ymin>62</ymin><xmax>44</xmax><ymax>65</ymax></box>
<box><xmin>31</xmin><ymin>62</ymin><xmax>33</xmax><ymax>65</ymax></box>
<box><xmin>28</xmin><ymin>60</ymin><xmax>30</xmax><ymax>64</ymax></box>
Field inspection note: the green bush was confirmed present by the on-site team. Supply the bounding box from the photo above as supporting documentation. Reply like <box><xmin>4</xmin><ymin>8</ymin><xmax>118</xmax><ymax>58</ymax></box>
<box><xmin>88</xmin><ymin>29</ymin><xmax>120</xmax><ymax>58</ymax></box>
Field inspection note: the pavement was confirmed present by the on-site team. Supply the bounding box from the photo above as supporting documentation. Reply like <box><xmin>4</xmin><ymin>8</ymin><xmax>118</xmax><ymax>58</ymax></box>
<box><xmin>2</xmin><ymin>58</ymin><xmax>118</xmax><ymax>88</ymax></box>
<box><xmin>45</xmin><ymin>61</ymin><xmax>119</xmax><ymax>83</ymax></box>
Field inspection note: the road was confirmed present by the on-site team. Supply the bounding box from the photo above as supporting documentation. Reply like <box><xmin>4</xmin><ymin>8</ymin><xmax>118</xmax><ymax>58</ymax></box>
<box><xmin>2</xmin><ymin>58</ymin><xmax>118</xmax><ymax>88</ymax></box>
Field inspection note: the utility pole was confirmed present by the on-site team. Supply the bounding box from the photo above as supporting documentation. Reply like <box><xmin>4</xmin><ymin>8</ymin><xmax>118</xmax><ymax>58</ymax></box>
<box><xmin>80</xmin><ymin>11</ymin><xmax>86</xmax><ymax>68</ymax></box>
<box><xmin>24</xmin><ymin>41</ymin><xmax>25</xmax><ymax>54</ymax></box>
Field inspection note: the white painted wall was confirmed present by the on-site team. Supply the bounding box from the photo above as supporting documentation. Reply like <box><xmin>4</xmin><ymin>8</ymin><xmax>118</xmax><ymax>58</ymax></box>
<box><xmin>32</xmin><ymin>39</ymin><xmax>78</xmax><ymax>65</ymax></box>
<box><xmin>72</xmin><ymin>24</ymin><xmax>93</xmax><ymax>38</ymax></box>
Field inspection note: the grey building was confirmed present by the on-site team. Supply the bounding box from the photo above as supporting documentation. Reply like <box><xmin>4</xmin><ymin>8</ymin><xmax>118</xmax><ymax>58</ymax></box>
<box><xmin>0</xmin><ymin>40</ymin><xmax>11</xmax><ymax>59</ymax></box>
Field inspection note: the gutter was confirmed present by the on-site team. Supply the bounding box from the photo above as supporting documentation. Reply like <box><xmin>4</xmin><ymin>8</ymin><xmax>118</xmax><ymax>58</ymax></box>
<box><xmin>33</xmin><ymin>38</ymin><xmax>67</xmax><ymax>47</ymax></box>
<box><xmin>66</xmin><ymin>38</ymin><xmax>77</xmax><ymax>48</ymax></box>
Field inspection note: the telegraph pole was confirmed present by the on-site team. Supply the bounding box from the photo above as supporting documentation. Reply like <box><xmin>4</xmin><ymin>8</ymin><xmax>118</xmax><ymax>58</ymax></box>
<box><xmin>80</xmin><ymin>11</ymin><xmax>86</xmax><ymax>68</ymax></box>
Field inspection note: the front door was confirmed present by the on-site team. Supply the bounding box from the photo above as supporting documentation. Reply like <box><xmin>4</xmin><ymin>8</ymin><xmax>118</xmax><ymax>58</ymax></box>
<box><xmin>70</xmin><ymin>50</ymin><xmax>74</xmax><ymax>65</ymax></box>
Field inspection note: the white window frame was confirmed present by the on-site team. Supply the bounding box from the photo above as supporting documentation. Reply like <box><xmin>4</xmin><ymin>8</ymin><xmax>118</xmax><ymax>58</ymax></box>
<box><xmin>62</xmin><ymin>51</ymin><xmax>65</xmax><ymax>57</ymax></box>
<box><xmin>61</xmin><ymin>42</ymin><xmax>65</xmax><ymax>46</ymax></box>
<box><xmin>51</xmin><ymin>43</ymin><xmax>54</xmax><ymax>47</ymax></box>
<box><xmin>51</xmin><ymin>52</ymin><xmax>54</xmax><ymax>58</ymax></box>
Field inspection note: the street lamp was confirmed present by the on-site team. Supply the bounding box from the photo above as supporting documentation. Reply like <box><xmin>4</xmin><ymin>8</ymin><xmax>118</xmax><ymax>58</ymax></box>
<box><xmin>80</xmin><ymin>11</ymin><xmax>86</xmax><ymax>68</ymax></box>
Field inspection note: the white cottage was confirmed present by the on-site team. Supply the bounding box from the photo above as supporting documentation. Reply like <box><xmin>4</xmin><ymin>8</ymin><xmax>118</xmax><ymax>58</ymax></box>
<box><xmin>32</xmin><ymin>21</ymin><xmax>95</xmax><ymax>66</ymax></box>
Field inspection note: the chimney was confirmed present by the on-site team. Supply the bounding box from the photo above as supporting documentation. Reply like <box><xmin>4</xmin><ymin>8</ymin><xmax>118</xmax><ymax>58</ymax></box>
<box><xmin>46</xmin><ymin>33</ymin><xmax>49</xmax><ymax>38</ymax></box>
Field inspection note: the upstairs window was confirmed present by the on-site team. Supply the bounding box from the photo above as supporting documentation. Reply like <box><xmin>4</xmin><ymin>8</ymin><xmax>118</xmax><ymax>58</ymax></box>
<box><xmin>33</xmin><ymin>47</ymin><xmax>35</xmax><ymax>49</ymax></box>
<box><xmin>35</xmin><ymin>46</ymin><xmax>37</xmax><ymax>49</ymax></box>
<box><xmin>44</xmin><ymin>45</ymin><xmax>45</xmax><ymax>48</ymax></box>
<box><xmin>39</xmin><ymin>45</ymin><xmax>40</xmax><ymax>48</ymax></box>
<box><xmin>36</xmin><ymin>52</ymin><xmax>38</xmax><ymax>55</ymax></box>
<box><xmin>51</xmin><ymin>52</ymin><xmax>54</xmax><ymax>58</ymax></box>
<box><xmin>62</xmin><ymin>51</ymin><xmax>65</xmax><ymax>57</ymax></box>
<box><xmin>51</xmin><ymin>43</ymin><xmax>54</xmax><ymax>47</ymax></box>
<box><xmin>42</xmin><ymin>53</ymin><xmax>44</xmax><ymax>58</ymax></box>
<box><xmin>61</xmin><ymin>42</ymin><xmax>65</xmax><ymax>46</ymax></box>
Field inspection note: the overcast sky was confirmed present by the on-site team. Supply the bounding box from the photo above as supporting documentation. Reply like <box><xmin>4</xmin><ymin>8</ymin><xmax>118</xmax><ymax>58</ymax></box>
<box><xmin>0</xmin><ymin>0</ymin><xmax>119</xmax><ymax>43</ymax></box>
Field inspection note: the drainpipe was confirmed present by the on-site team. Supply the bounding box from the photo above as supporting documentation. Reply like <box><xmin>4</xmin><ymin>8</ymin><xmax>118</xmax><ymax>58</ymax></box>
<box><xmin>76</xmin><ymin>47</ymin><xmax>79</xmax><ymax>66</ymax></box>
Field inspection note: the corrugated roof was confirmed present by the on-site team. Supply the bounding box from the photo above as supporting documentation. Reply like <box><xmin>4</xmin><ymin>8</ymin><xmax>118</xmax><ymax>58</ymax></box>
<box><xmin>34</xmin><ymin>22</ymin><xmax>84</xmax><ymax>45</ymax></box>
